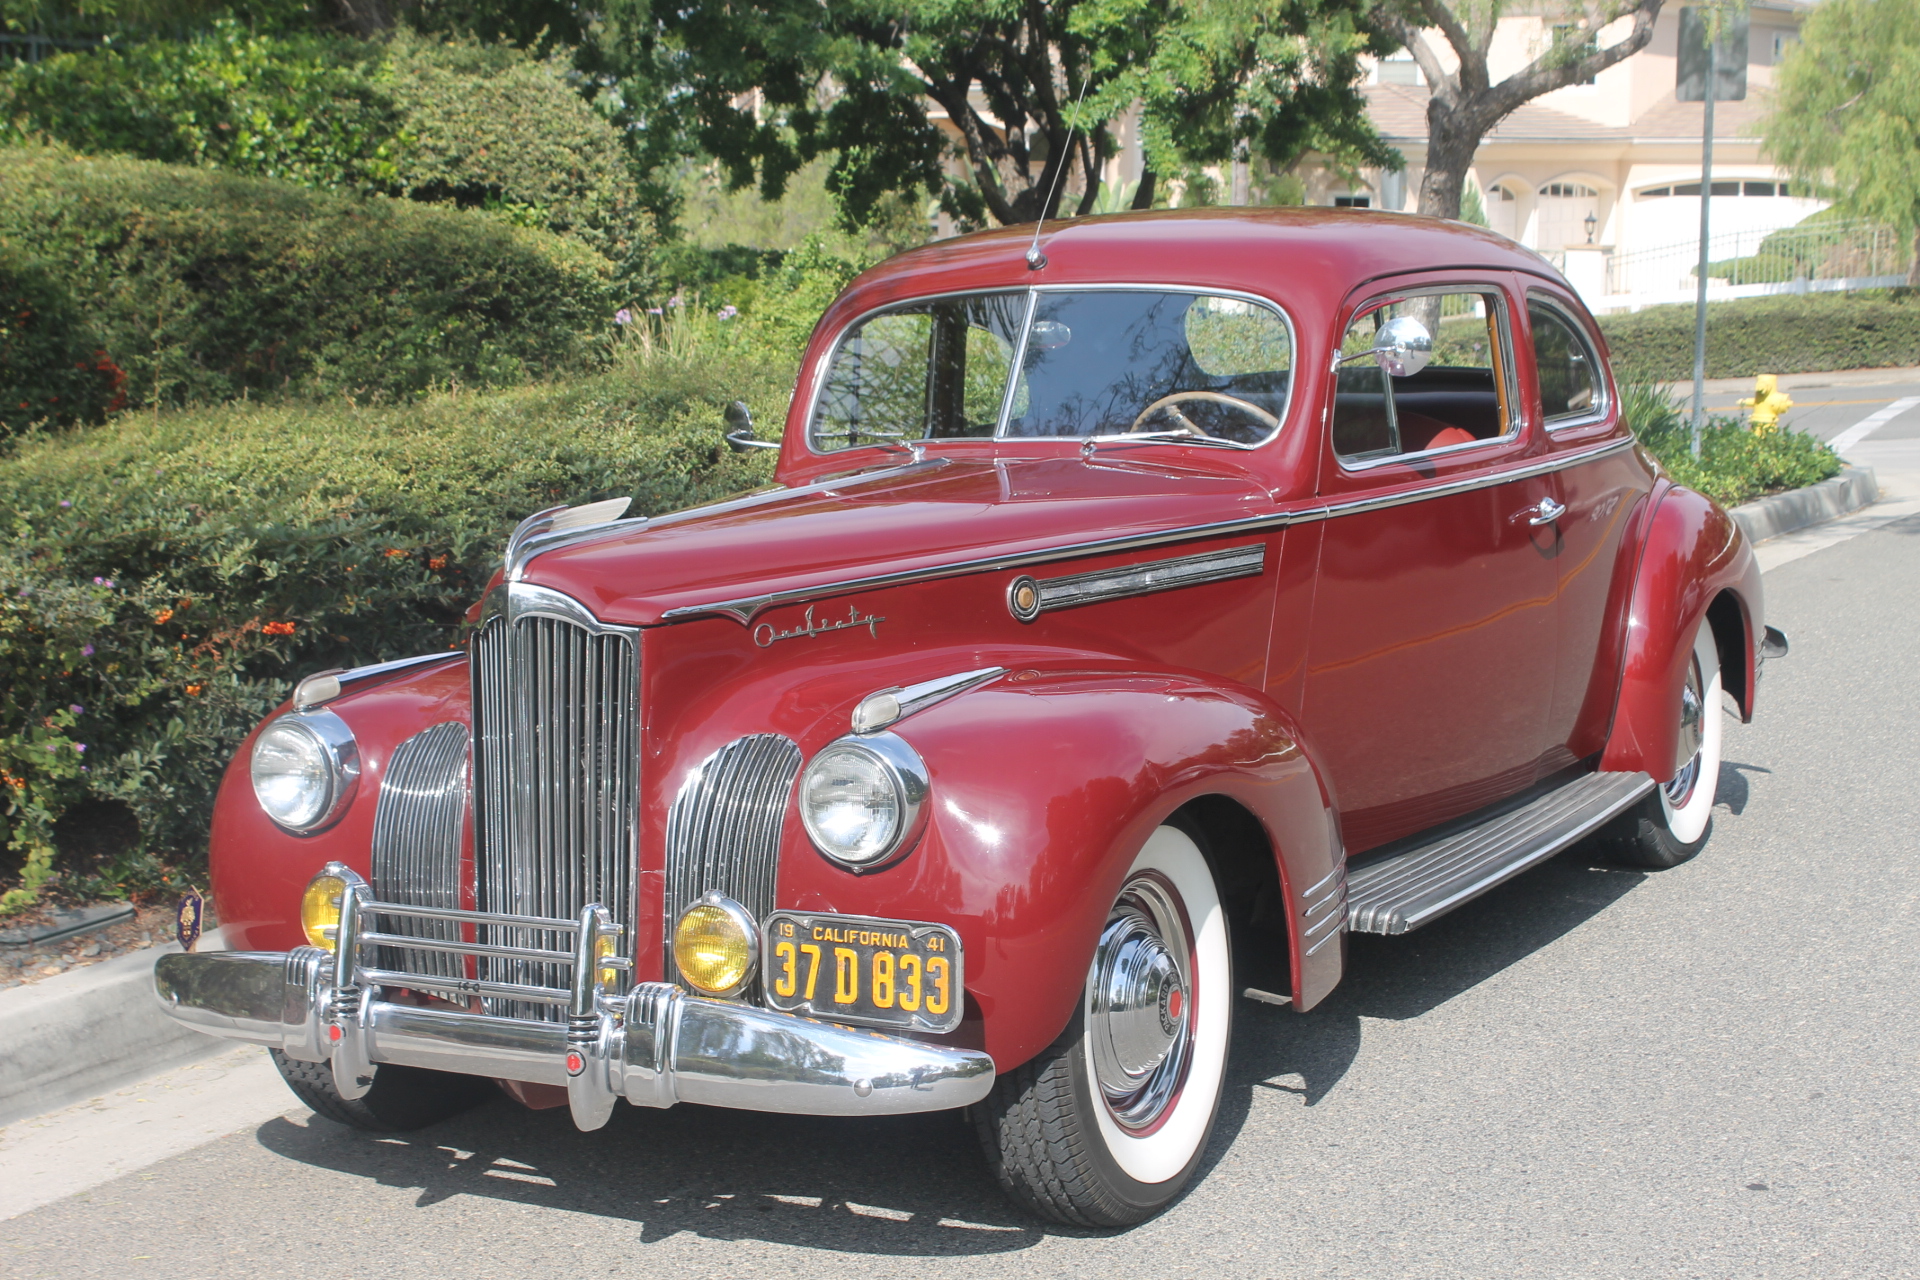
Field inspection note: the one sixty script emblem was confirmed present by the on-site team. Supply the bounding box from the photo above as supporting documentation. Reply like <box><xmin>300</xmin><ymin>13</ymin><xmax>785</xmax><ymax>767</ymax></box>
<box><xmin>753</xmin><ymin>603</ymin><xmax>886</xmax><ymax>649</ymax></box>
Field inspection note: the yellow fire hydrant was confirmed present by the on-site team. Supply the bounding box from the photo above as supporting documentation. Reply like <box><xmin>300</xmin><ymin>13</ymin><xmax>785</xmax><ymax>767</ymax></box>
<box><xmin>1737</xmin><ymin>374</ymin><xmax>1793</xmax><ymax>436</ymax></box>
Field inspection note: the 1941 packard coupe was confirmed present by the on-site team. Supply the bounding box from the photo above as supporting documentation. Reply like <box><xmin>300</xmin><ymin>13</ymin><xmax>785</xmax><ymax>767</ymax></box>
<box><xmin>156</xmin><ymin>208</ymin><xmax>1782</xmax><ymax>1227</ymax></box>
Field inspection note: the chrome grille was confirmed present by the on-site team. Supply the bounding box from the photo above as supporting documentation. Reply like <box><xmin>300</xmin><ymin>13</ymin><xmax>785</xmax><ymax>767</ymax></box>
<box><xmin>368</xmin><ymin>721</ymin><xmax>470</xmax><ymax>980</ymax></box>
<box><xmin>664</xmin><ymin>734</ymin><xmax>801</xmax><ymax>993</ymax></box>
<box><xmin>471</xmin><ymin>593</ymin><xmax>639</xmax><ymax>1021</ymax></box>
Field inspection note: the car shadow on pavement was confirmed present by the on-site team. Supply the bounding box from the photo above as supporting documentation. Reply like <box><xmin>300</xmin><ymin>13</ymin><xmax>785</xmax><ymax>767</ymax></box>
<box><xmin>255</xmin><ymin>1089</ymin><xmax>1062</xmax><ymax>1253</ymax></box>
<box><xmin>256</xmin><ymin>782</ymin><xmax>1767</xmax><ymax>1245</ymax></box>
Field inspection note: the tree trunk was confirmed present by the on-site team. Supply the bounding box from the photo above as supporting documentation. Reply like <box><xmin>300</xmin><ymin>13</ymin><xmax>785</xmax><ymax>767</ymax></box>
<box><xmin>1415</xmin><ymin>103</ymin><xmax>1484</xmax><ymax>221</ymax></box>
<box><xmin>1131</xmin><ymin>168</ymin><xmax>1157</xmax><ymax>210</ymax></box>
<box><xmin>1909</xmin><ymin>225</ymin><xmax>1920</xmax><ymax>289</ymax></box>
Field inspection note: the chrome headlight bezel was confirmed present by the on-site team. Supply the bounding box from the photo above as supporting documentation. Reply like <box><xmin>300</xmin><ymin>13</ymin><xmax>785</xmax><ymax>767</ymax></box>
<box><xmin>250</xmin><ymin>708</ymin><xmax>361</xmax><ymax>834</ymax></box>
<box><xmin>799</xmin><ymin>731</ymin><xmax>930</xmax><ymax>872</ymax></box>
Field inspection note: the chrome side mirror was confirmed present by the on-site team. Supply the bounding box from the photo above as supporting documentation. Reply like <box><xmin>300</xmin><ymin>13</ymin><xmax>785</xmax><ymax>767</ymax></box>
<box><xmin>1339</xmin><ymin>316</ymin><xmax>1433</xmax><ymax>378</ymax></box>
<box><xmin>723</xmin><ymin>400</ymin><xmax>778</xmax><ymax>452</ymax></box>
<box><xmin>1369</xmin><ymin>317</ymin><xmax>1432</xmax><ymax>378</ymax></box>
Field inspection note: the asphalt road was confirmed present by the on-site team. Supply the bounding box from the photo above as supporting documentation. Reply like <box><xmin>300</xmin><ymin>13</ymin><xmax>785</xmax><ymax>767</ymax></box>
<box><xmin>4</xmin><ymin>430</ymin><xmax>1919</xmax><ymax>1279</ymax></box>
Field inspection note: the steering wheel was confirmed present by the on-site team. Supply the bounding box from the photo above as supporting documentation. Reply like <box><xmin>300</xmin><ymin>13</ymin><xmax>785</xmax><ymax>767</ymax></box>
<box><xmin>1128</xmin><ymin>391</ymin><xmax>1281</xmax><ymax>437</ymax></box>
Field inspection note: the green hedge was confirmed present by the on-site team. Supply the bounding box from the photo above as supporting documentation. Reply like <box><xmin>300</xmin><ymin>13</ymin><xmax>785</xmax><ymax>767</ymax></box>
<box><xmin>0</xmin><ymin>344</ymin><xmax>789</xmax><ymax>909</ymax></box>
<box><xmin>1600</xmin><ymin>290</ymin><xmax>1920</xmax><ymax>382</ymax></box>
<box><xmin>0</xmin><ymin>146</ymin><xmax>618</xmax><ymax>426</ymax></box>
<box><xmin>0</xmin><ymin>25</ymin><xmax>652</xmax><ymax>267</ymax></box>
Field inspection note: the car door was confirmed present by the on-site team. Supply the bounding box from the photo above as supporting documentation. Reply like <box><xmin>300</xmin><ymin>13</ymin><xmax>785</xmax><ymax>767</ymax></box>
<box><xmin>1302</xmin><ymin>276</ymin><xmax>1561</xmax><ymax>856</ymax></box>
<box><xmin>1526</xmin><ymin>287</ymin><xmax>1657</xmax><ymax>764</ymax></box>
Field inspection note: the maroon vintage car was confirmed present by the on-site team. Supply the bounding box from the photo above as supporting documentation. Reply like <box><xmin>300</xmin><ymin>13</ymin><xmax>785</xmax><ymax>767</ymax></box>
<box><xmin>155</xmin><ymin>207</ymin><xmax>1783</xmax><ymax>1227</ymax></box>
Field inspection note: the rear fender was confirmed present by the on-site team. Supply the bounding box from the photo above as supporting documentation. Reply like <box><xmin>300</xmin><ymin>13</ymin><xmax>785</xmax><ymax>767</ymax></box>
<box><xmin>829</xmin><ymin>670</ymin><xmax>1339</xmax><ymax>1072</ymax></box>
<box><xmin>1599</xmin><ymin>485</ymin><xmax>1762</xmax><ymax>782</ymax></box>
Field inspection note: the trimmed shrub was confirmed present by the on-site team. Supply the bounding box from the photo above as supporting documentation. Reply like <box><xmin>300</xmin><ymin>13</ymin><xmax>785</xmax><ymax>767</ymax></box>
<box><xmin>0</xmin><ymin>146</ymin><xmax>617</xmax><ymax>417</ymax></box>
<box><xmin>1600</xmin><ymin>290</ymin><xmax>1920</xmax><ymax>382</ymax></box>
<box><xmin>0</xmin><ymin>244</ymin><xmax>128</xmax><ymax>435</ymax></box>
<box><xmin>0</xmin><ymin>24</ymin><xmax>652</xmax><ymax>266</ymax></box>
<box><xmin>0</xmin><ymin>342</ymin><xmax>789</xmax><ymax>909</ymax></box>
<box><xmin>1619</xmin><ymin>381</ymin><xmax>1842</xmax><ymax>507</ymax></box>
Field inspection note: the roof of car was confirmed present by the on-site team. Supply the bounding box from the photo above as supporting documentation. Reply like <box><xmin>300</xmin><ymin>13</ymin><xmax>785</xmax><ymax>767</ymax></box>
<box><xmin>836</xmin><ymin>206</ymin><xmax>1561</xmax><ymax>314</ymax></box>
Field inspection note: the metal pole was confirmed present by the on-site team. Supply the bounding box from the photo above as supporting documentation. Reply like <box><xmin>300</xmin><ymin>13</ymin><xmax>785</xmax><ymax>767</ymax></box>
<box><xmin>1689</xmin><ymin>35</ymin><xmax>1717</xmax><ymax>457</ymax></box>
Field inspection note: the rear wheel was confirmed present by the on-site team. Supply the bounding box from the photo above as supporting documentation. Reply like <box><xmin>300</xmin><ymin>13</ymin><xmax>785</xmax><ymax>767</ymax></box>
<box><xmin>974</xmin><ymin>825</ymin><xmax>1232</xmax><ymax>1227</ymax></box>
<box><xmin>269</xmin><ymin>1049</ymin><xmax>496</xmax><ymax>1132</ymax></box>
<box><xmin>1608</xmin><ymin>620</ymin><xmax>1723</xmax><ymax>869</ymax></box>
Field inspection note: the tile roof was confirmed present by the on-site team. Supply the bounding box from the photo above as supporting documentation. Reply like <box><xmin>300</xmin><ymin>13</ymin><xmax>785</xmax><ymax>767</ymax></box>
<box><xmin>1367</xmin><ymin>82</ymin><xmax>1771</xmax><ymax>145</ymax></box>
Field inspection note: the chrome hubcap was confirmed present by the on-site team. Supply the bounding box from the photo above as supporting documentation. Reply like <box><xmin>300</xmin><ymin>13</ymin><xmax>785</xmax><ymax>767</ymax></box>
<box><xmin>1665</xmin><ymin>654</ymin><xmax>1705</xmax><ymax>806</ymax></box>
<box><xmin>1088</xmin><ymin>874</ymin><xmax>1193</xmax><ymax>1130</ymax></box>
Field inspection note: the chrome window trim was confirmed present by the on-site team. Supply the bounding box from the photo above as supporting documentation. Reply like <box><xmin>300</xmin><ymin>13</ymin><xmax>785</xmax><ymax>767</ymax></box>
<box><xmin>1331</xmin><ymin>284</ymin><xmax>1522</xmax><ymax>474</ymax></box>
<box><xmin>1525</xmin><ymin>291</ymin><xmax>1612</xmax><ymax>432</ymax></box>
<box><xmin>663</xmin><ymin>436</ymin><xmax>1636</xmax><ymax>625</ymax></box>
<box><xmin>801</xmin><ymin>284</ymin><xmax>1300</xmax><ymax>458</ymax></box>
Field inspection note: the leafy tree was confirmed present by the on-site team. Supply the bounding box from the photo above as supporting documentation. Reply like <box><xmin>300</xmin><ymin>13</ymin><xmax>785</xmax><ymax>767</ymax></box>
<box><xmin>595</xmin><ymin>0</ymin><xmax>1391</xmax><ymax>228</ymax></box>
<box><xmin>1763</xmin><ymin>0</ymin><xmax>1920</xmax><ymax>286</ymax></box>
<box><xmin>1367</xmin><ymin>0</ymin><xmax>1666</xmax><ymax>218</ymax></box>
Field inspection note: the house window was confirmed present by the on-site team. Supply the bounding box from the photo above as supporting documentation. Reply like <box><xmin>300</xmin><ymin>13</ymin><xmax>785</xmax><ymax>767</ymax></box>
<box><xmin>1639</xmin><ymin>182</ymin><xmax>1787</xmax><ymax>199</ymax></box>
<box><xmin>1378</xmin><ymin>53</ymin><xmax>1422</xmax><ymax>85</ymax></box>
<box><xmin>1536</xmin><ymin>183</ymin><xmax>1600</xmax><ymax>249</ymax></box>
<box><xmin>1334</xmin><ymin>195</ymin><xmax>1371</xmax><ymax>208</ymax></box>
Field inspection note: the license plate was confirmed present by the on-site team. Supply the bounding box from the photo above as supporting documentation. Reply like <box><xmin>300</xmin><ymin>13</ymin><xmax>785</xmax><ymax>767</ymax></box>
<box><xmin>761</xmin><ymin>911</ymin><xmax>963</xmax><ymax>1033</ymax></box>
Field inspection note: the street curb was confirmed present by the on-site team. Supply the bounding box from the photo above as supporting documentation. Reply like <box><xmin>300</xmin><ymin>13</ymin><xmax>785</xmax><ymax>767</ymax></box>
<box><xmin>1730</xmin><ymin>466</ymin><xmax>1878</xmax><ymax>545</ymax></box>
<box><xmin>0</xmin><ymin>942</ymin><xmax>226</xmax><ymax>1127</ymax></box>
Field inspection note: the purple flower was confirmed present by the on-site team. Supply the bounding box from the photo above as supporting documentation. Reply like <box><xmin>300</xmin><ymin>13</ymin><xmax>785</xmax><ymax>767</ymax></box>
<box><xmin>614</xmin><ymin>308</ymin><xmax>634</xmax><ymax>325</ymax></box>
<box><xmin>69</xmin><ymin>704</ymin><xmax>83</xmax><ymax>715</ymax></box>
<box><xmin>668</xmin><ymin>295</ymin><xmax>683</xmax><ymax>308</ymax></box>
<box><xmin>646</xmin><ymin>307</ymin><xmax>663</xmax><ymax>316</ymax></box>
<box><xmin>58</xmin><ymin>500</ymin><xmax>71</xmax><ymax>508</ymax></box>
<box><xmin>73</xmin><ymin>743</ymin><xmax>86</xmax><ymax>754</ymax></box>
<box><xmin>92</xmin><ymin>577</ymin><xmax>103</xmax><ymax>585</ymax></box>
<box><xmin>45</xmin><ymin>744</ymin><xmax>56</xmax><ymax>752</ymax></box>
<box><xmin>104</xmin><ymin>579</ymin><xmax>114</xmax><ymax>589</ymax></box>
<box><xmin>717</xmin><ymin>305</ymin><xmax>739</xmax><ymax>321</ymax></box>
<box><xmin>80</xmin><ymin>644</ymin><xmax>95</xmax><ymax>657</ymax></box>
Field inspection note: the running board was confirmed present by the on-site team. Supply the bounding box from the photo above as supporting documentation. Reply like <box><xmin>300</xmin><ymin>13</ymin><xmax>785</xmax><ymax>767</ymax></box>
<box><xmin>1345</xmin><ymin>771</ymin><xmax>1655</xmax><ymax>935</ymax></box>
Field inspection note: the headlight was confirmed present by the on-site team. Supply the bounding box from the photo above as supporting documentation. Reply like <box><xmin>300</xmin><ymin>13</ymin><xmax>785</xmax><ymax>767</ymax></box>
<box><xmin>672</xmin><ymin>894</ymin><xmax>758</xmax><ymax>997</ymax></box>
<box><xmin>251</xmin><ymin>709</ymin><xmax>359</xmax><ymax>833</ymax></box>
<box><xmin>299</xmin><ymin>862</ymin><xmax>363</xmax><ymax>952</ymax></box>
<box><xmin>799</xmin><ymin>732</ymin><xmax>929</xmax><ymax>870</ymax></box>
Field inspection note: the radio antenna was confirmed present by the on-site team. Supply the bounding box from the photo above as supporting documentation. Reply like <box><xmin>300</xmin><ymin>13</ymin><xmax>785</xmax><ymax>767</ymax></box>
<box><xmin>1025</xmin><ymin>72</ymin><xmax>1094</xmax><ymax>271</ymax></box>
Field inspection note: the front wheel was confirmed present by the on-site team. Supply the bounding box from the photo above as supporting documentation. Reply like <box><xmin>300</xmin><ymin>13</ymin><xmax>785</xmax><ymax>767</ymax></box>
<box><xmin>270</xmin><ymin>1049</ymin><xmax>497</xmax><ymax>1132</ymax></box>
<box><xmin>1607</xmin><ymin>619</ymin><xmax>1724</xmax><ymax>869</ymax></box>
<box><xmin>974</xmin><ymin>825</ymin><xmax>1232</xmax><ymax>1227</ymax></box>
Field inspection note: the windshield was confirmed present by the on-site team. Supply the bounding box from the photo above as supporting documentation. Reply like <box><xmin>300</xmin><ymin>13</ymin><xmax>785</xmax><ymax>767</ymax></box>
<box><xmin>808</xmin><ymin>288</ymin><xmax>1294</xmax><ymax>452</ymax></box>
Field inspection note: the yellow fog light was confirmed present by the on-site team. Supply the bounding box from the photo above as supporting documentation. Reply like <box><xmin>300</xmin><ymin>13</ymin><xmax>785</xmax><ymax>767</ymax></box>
<box><xmin>596</xmin><ymin>933</ymin><xmax>620</xmax><ymax>987</ymax></box>
<box><xmin>300</xmin><ymin>873</ymin><xmax>347</xmax><ymax>951</ymax></box>
<box><xmin>672</xmin><ymin>894</ymin><xmax>758</xmax><ymax>997</ymax></box>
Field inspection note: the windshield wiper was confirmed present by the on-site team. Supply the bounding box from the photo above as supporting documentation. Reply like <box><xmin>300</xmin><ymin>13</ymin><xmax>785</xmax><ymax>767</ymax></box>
<box><xmin>1079</xmin><ymin>429</ymin><xmax>1253</xmax><ymax>459</ymax></box>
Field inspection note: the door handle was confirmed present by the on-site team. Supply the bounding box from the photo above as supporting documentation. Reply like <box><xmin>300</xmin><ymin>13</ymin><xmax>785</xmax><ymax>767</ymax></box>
<box><xmin>1526</xmin><ymin>496</ymin><xmax>1567</xmax><ymax>526</ymax></box>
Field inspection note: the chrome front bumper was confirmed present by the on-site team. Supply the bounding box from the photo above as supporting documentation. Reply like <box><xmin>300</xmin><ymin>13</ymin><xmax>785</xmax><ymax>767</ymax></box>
<box><xmin>154</xmin><ymin>938</ymin><xmax>994</xmax><ymax>1131</ymax></box>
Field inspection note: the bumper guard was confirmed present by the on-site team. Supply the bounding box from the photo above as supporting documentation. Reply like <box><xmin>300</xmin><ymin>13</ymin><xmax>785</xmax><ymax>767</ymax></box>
<box><xmin>152</xmin><ymin>888</ymin><xmax>994</xmax><ymax>1130</ymax></box>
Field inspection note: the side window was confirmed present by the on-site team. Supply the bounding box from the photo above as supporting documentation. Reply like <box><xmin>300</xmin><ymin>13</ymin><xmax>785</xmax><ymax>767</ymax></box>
<box><xmin>1527</xmin><ymin>296</ymin><xmax>1602</xmax><ymax>424</ymax></box>
<box><xmin>1332</xmin><ymin>290</ymin><xmax>1513</xmax><ymax>464</ymax></box>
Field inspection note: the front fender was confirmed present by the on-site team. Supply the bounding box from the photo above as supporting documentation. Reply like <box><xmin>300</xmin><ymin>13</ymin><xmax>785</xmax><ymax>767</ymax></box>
<box><xmin>209</xmin><ymin>659</ymin><xmax>472</xmax><ymax>952</ymax></box>
<box><xmin>791</xmin><ymin>670</ymin><xmax>1338</xmax><ymax>1073</ymax></box>
<box><xmin>1599</xmin><ymin>485</ymin><xmax>1762</xmax><ymax>782</ymax></box>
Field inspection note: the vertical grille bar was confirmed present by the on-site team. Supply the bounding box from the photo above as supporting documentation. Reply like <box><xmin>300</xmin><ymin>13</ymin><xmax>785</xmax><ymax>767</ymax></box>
<box><xmin>368</xmin><ymin>721</ymin><xmax>469</xmax><ymax>979</ymax></box>
<box><xmin>471</xmin><ymin>597</ymin><xmax>639</xmax><ymax>1022</ymax></box>
<box><xmin>664</xmin><ymin>734</ymin><xmax>803</xmax><ymax>997</ymax></box>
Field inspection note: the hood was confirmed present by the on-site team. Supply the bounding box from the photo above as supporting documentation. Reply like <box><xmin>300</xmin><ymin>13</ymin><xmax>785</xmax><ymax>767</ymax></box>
<box><xmin>521</xmin><ymin>456</ymin><xmax>1280</xmax><ymax>625</ymax></box>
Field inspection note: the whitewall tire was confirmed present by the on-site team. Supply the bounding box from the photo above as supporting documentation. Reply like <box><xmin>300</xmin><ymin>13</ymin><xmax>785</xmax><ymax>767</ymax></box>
<box><xmin>974</xmin><ymin>824</ymin><xmax>1232</xmax><ymax>1226</ymax></box>
<box><xmin>1609</xmin><ymin>619</ymin><xmax>1723</xmax><ymax>868</ymax></box>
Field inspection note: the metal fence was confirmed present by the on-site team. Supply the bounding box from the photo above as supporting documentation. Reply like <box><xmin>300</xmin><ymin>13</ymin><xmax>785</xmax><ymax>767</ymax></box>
<box><xmin>1605</xmin><ymin>219</ymin><xmax>1911</xmax><ymax>300</ymax></box>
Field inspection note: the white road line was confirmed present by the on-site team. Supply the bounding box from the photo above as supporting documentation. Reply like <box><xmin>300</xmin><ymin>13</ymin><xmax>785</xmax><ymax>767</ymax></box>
<box><xmin>1827</xmin><ymin>395</ymin><xmax>1920</xmax><ymax>452</ymax></box>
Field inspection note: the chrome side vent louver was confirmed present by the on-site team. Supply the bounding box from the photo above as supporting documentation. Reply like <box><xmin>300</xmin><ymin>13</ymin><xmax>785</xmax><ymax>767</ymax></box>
<box><xmin>471</xmin><ymin>585</ymin><xmax>641</xmax><ymax>1021</ymax></box>
<box><xmin>664</xmin><ymin>734</ymin><xmax>803</xmax><ymax>989</ymax></box>
<box><xmin>368</xmin><ymin>721</ymin><xmax>469</xmax><ymax>980</ymax></box>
